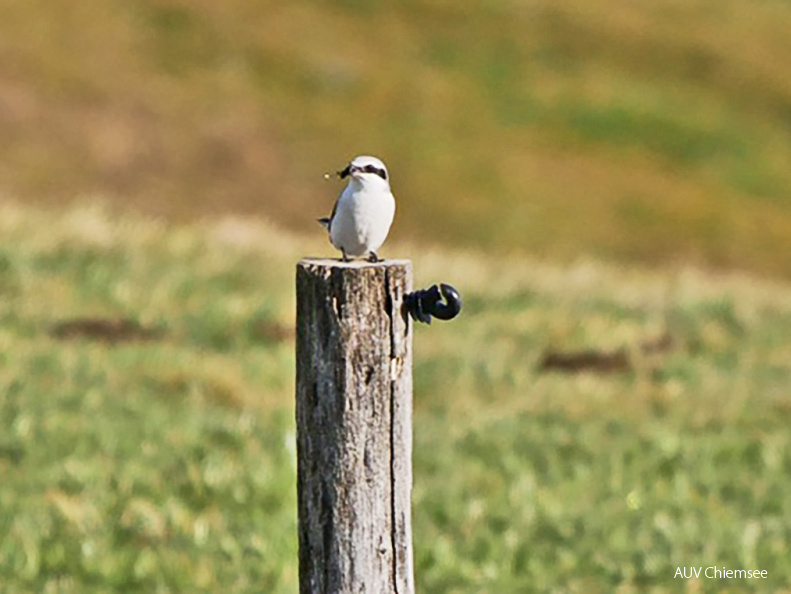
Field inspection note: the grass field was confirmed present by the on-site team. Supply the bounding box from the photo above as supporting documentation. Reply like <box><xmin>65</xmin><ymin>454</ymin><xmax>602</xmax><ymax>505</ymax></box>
<box><xmin>1</xmin><ymin>202</ymin><xmax>790</xmax><ymax>592</ymax></box>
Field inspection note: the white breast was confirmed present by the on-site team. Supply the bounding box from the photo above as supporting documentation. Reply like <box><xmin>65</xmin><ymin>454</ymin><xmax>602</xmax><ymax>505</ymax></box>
<box><xmin>330</xmin><ymin>184</ymin><xmax>396</xmax><ymax>257</ymax></box>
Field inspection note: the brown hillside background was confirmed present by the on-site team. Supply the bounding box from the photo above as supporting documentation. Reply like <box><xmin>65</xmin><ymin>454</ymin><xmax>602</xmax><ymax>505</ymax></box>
<box><xmin>1</xmin><ymin>0</ymin><xmax>790</xmax><ymax>276</ymax></box>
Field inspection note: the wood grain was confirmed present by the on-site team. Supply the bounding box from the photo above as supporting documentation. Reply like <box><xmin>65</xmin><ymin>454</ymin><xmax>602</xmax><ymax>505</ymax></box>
<box><xmin>296</xmin><ymin>258</ymin><xmax>414</xmax><ymax>594</ymax></box>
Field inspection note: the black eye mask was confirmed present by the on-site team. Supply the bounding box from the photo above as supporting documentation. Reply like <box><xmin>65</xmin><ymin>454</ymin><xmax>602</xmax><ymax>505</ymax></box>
<box><xmin>337</xmin><ymin>164</ymin><xmax>388</xmax><ymax>181</ymax></box>
<box><xmin>362</xmin><ymin>164</ymin><xmax>388</xmax><ymax>180</ymax></box>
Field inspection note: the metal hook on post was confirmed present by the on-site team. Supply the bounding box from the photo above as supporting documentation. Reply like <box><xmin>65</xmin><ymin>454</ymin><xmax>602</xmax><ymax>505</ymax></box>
<box><xmin>403</xmin><ymin>283</ymin><xmax>462</xmax><ymax>325</ymax></box>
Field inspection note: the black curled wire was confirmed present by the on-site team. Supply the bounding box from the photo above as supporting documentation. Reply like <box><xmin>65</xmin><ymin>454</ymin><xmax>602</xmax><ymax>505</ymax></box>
<box><xmin>403</xmin><ymin>283</ymin><xmax>462</xmax><ymax>325</ymax></box>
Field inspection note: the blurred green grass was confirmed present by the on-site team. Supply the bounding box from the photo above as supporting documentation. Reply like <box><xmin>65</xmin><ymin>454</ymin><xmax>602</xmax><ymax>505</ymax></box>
<box><xmin>1</xmin><ymin>0</ymin><xmax>791</xmax><ymax>276</ymax></box>
<box><xmin>1</xmin><ymin>203</ymin><xmax>790</xmax><ymax>592</ymax></box>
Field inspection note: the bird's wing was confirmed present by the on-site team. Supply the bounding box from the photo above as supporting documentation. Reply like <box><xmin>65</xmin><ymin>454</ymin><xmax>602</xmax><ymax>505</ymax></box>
<box><xmin>317</xmin><ymin>191</ymin><xmax>342</xmax><ymax>230</ymax></box>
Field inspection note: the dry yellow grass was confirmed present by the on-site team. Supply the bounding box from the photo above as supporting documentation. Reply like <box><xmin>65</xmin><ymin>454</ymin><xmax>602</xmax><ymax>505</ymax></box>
<box><xmin>1</xmin><ymin>0</ymin><xmax>791</xmax><ymax>279</ymax></box>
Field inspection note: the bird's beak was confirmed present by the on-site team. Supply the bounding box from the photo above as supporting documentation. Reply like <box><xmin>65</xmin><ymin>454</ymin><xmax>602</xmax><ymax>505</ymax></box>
<box><xmin>337</xmin><ymin>164</ymin><xmax>353</xmax><ymax>179</ymax></box>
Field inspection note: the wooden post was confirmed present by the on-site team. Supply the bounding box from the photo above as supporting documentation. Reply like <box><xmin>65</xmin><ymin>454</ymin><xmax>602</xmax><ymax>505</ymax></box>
<box><xmin>295</xmin><ymin>258</ymin><xmax>414</xmax><ymax>594</ymax></box>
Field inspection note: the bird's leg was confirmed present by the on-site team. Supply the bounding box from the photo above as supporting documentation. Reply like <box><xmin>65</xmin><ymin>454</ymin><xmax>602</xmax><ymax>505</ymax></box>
<box><xmin>341</xmin><ymin>248</ymin><xmax>349</xmax><ymax>262</ymax></box>
<box><xmin>367</xmin><ymin>251</ymin><xmax>381</xmax><ymax>263</ymax></box>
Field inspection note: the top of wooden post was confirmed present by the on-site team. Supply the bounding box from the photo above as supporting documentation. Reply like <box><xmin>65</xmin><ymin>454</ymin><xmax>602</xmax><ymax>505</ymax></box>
<box><xmin>298</xmin><ymin>257</ymin><xmax>411</xmax><ymax>269</ymax></box>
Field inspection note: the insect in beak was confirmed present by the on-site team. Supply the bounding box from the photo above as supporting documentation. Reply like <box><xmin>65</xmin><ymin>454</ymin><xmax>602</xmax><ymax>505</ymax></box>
<box><xmin>324</xmin><ymin>164</ymin><xmax>353</xmax><ymax>180</ymax></box>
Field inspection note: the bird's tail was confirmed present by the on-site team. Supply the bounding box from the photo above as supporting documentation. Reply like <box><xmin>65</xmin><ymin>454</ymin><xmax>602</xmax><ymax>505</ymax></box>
<box><xmin>317</xmin><ymin>217</ymin><xmax>331</xmax><ymax>230</ymax></box>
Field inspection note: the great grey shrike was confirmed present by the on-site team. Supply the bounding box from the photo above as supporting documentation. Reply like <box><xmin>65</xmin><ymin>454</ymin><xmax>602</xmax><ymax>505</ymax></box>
<box><xmin>318</xmin><ymin>155</ymin><xmax>395</xmax><ymax>263</ymax></box>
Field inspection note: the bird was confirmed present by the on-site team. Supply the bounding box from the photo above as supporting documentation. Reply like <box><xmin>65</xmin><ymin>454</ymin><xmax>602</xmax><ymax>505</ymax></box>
<box><xmin>318</xmin><ymin>155</ymin><xmax>395</xmax><ymax>263</ymax></box>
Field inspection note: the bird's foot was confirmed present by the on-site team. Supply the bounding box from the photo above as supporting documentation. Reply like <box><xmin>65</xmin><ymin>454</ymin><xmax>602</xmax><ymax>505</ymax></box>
<box><xmin>367</xmin><ymin>252</ymin><xmax>381</xmax><ymax>263</ymax></box>
<box><xmin>341</xmin><ymin>249</ymin><xmax>349</xmax><ymax>263</ymax></box>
